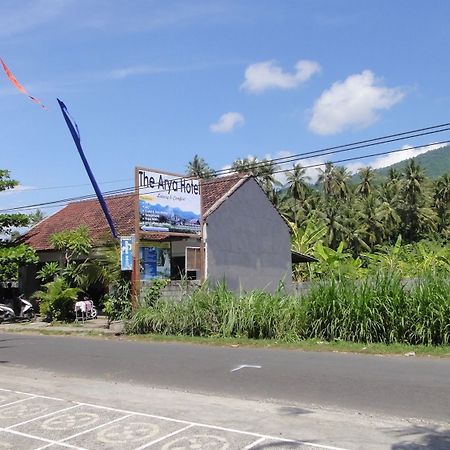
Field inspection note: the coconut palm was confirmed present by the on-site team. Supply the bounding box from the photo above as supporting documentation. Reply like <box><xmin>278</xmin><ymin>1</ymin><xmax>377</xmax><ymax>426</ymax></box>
<box><xmin>355</xmin><ymin>167</ymin><xmax>375</xmax><ymax>197</ymax></box>
<box><xmin>186</xmin><ymin>155</ymin><xmax>214</xmax><ymax>179</ymax></box>
<box><xmin>317</xmin><ymin>162</ymin><xmax>335</xmax><ymax>197</ymax></box>
<box><xmin>285</xmin><ymin>163</ymin><xmax>310</xmax><ymax>201</ymax></box>
<box><xmin>400</xmin><ymin>160</ymin><xmax>434</xmax><ymax>241</ymax></box>
<box><xmin>433</xmin><ymin>173</ymin><xmax>450</xmax><ymax>233</ymax></box>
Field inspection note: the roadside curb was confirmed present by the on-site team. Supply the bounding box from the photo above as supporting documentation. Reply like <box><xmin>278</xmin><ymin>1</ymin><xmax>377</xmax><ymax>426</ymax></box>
<box><xmin>0</xmin><ymin>316</ymin><xmax>117</xmax><ymax>336</ymax></box>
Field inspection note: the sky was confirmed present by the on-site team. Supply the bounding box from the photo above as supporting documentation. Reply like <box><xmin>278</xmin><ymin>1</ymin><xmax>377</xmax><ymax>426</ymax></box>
<box><xmin>1</xmin><ymin>0</ymin><xmax>450</xmax><ymax>215</ymax></box>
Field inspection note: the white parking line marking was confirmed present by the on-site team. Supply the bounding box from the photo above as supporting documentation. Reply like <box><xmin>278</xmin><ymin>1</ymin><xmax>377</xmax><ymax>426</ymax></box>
<box><xmin>0</xmin><ymin>397</ymin><xmax>35</xmax><ymax>408</ymax></box>
<box><xmin>231</xmin><ymin>364</ymin><xmax>262</xmax><ymax>372</ymax></box>
<box><xmin>133</xmin><ymin>424</ymin><xmax>195</xmax><ymax>450</ymax></box>
<box><xmin>36</xmin><ymin>442</ymin><xmax>89</xmax><ymax>450</ymax></box>
<box><xmin>58</xmin><ymin>414</ymin><xmax>132</xmax><ymax>443</ymax></box>
<box><xmin>243</xmin><ymin>437</ymin><xmax>266</xmax><ymax>449</ymax></box>
<box><xmin>7</xmin><ymin>404</ymin><xmax>80</xmax><ymax>429</ymax></box>
<box><xmin>0</xmin><ymin>388</ymin><xmax>65</xmax><ymax>401</ymax></box>
<box><xmin>0</xmin><ymin>387</ymin><xmax>350</xmax><ymax>450</ymax></box>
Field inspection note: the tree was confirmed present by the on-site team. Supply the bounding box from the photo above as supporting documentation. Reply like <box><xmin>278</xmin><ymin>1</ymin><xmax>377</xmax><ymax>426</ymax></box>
<box><xmin>285</xmin><ymin>163</ymin><xmax>310</xmax><ymax>201</ymax></box>
<box><xmin>0</xmin><ymin>170</ymin><xmax>38</xmax><ymax>282</ymax></box>
<box><xmin>231</xmin><ymin>156</ymin><xmax>280</xmax><ymax>197</ymax></box>
<box><xmin>433</xmin><ymin>174</ymin><xmax>450</xmax><ymax>234</ymax></box>
<box><xmin>317</xmin><ymin>162</ymin><xmax>335</xmax><ymax>197</ymax></box>
<box><xmin>355</xmin><ymin>167</ymin><xmax>375</xmax><ymax>197</ymax></box>
<box><xmin>399</xmin><ymin>160</ymin><xmax>436</xmax><ymax>242</ymax></box>
<box><xmin>186</xmin><ymin>155</ymin><xmax>214</xmax><ymax>179</ymax></box>
<box><xmin>29</xmin><ymin>209</ymin><xmax>45</xmax><ymax>225</ymax></box>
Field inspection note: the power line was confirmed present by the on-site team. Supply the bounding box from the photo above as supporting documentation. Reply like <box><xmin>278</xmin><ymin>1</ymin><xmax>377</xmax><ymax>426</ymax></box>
<box><xmin>14</xmin><ymin>121</ymin><xmax>450</xmax><ymax>195</ymax></box>
<box><xmin>4</xmin><ymin>139</ymin><xmax>449</xmax><ymax>213</ymax></box>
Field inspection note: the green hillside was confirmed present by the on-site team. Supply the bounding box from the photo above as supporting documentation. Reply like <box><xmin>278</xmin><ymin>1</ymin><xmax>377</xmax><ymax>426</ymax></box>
<box><xmin>350</xmin><ymin>144</ymin><xmax>450</xmax><ymax>183</ymax></box>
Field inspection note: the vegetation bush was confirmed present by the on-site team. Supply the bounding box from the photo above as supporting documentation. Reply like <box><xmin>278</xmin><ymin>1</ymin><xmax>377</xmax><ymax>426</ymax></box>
<box><xmin>32</xmin><ymin>277</ymin><xmax>79</xmax><ymax>322</ymax></box>
<box><xmin>126</xmin><ymin>270</ymin><xmax>450</xmax><ymax>346</ymax></box>
<box><xmin>103</xmin><ymin>279</ymin><xmax>132</xmax><ymax>322</ymax></box>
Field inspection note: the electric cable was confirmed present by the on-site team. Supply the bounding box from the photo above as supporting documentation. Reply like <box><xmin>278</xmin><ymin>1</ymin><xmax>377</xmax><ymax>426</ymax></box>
<box><xmin>3</xmin><ymin>139</ymin><xmax>449</xmax><ymax>213</ymax></box>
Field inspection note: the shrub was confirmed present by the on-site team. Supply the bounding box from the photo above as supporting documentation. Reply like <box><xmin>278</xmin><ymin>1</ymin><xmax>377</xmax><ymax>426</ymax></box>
<box><xmin>103</xmin><ymin>280</ymin><xmax>132</xmax><ymax>322</ymax></box>
<box><xmin>32</xmin><ymin>277</ymin><xmax>79</xmax><ymax>322</ymax></box>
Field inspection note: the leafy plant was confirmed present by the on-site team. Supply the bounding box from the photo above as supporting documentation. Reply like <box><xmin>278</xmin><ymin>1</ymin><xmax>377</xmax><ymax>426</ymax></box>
<box><xmin>103</xmin><ymin>279</ymin><xmax>132</xmax><ymax>322</ymax></box>
<box><xmin>32</xmin><ymin>277</ymin><xmax>79</xmax><ymax>322</ymax></box>
<box><xmin>141</xmin><ymin>278</ymin><xmax>170</xmax><ymax>307</ymax></box>
<box><xmin>36</xmin><ymin>262</ymin><xmax>60</xmax><ymax>283</ymax></box>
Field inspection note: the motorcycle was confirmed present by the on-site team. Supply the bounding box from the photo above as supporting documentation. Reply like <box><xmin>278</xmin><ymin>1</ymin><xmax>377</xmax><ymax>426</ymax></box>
<box><xmin>18</xmin><ymin>294</ymin><xmax>35</xmax><ymax>320</ymax></box>
<box><xmin>0</xmin><ymin>295</ymin><xmax>35</xmax><ymax>322</ymax></box>
<box><xmin>0</xmin><ymin>303</ymin><xmax>15</xmax><ymax>322</ymax></box>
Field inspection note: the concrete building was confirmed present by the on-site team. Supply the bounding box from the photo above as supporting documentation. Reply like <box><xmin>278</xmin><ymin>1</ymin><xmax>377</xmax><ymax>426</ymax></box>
<box><xmin>21</xmin><ymin>174</ymin><xmax>308</xmax><ymax>295</ymax></box>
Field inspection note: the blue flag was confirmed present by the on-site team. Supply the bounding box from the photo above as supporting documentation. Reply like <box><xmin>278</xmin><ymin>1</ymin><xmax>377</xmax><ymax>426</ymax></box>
<box><xmin>57</xmin><ymin>99</ymin><xmax>118</xmax><ymax>239</ymax></box>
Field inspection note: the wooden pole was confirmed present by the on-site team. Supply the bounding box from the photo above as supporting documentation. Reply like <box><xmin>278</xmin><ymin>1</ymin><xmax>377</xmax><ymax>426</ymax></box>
<box><xmin>131</xmin><ymin>167</ymin><xmax>140</xmax><ymax>309</ymax></box>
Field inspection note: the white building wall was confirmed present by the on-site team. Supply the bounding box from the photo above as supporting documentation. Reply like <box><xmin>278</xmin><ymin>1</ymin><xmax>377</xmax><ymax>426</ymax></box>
<box><xmin>205</xmin><ymin>178</ymin><xmax>292</xmax><ymax>293</ymax></box>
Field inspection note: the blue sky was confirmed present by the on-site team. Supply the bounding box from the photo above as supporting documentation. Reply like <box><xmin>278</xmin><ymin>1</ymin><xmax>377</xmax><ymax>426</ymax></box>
<box><xmin>1</xmin><ymin>0</ymin><xmax>450</xmax><ymax>214</ymax></box>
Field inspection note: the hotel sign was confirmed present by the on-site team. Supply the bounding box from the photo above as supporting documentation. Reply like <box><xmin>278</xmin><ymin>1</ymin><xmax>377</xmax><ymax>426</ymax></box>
<box><xmin>137</xmin><ymin>168</ymin><xmax>201</xmax><ymax>235</ymax></box>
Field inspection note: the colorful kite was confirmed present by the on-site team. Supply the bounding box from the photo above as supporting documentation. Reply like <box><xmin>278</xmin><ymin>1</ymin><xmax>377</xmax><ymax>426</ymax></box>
<box><xmin>0</xmin><ymin>58</ymin><xmax>47</xmax><ymax>110</ymax></box>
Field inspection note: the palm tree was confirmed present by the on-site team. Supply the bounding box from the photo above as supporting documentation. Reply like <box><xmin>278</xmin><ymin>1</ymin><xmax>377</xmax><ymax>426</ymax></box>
<box><xmin>285</xmin><ymin>163</ymin><xmax>310</xmax><ymax>201</ymax></box>
<box><xmin>232</xmin><ymin>157</ymin><xmax>280</xmax><ymax>197</ymax></box>
<box><xmin>355</xmin><ymin>167</ymin><xmax>375</xmax><ymax>197</ymax></box>
<box><xmin>334</xmin><ymin>166</ymin><xmax>351</xmax><ymax>200</ymax></box>
<box><xmin>400</xmin><ymin>160</ymin><xmax>435</xmax><ymax>242</ymax></box>
<box><xmin>354</xmin><ymin>195</ymin><xmax>384</xmax><ymax>251</ymax></box>
<box><xmin>317</xmin><ymin>162</ymin><xmax>335</xmax><ymax>197</ymax></box>
<box><xmin>29</xmin><ymin>209</ymin><xmax>45</xmax><ymax>225</ymax></box>
<box><xmin>231</xmin><ymin>156</ymin><xmax>259</xmax><ymax>174</ymax></box>
<box><xmin>433</xmin><ymin>174</ymin><xmax>450</xmax><ymax>234</ymax></box>
<box><xmin>186</xmin><ymin>155</ymin><xmax>214</xmax><ymax>179</ymax></box>
<box><xmin>256</xmin><ymin>159</ymin><xmax>281</xmax><ymax>195</ymax></box>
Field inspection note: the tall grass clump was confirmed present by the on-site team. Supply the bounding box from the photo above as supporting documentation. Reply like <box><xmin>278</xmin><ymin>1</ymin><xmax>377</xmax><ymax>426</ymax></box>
<box><xmin>404</xmin><ymin>273</ymin><xmax>450</xmax><ymax>345</ymax></box>
<box><xmin>303</xmin><ymin>271</ymin><xmax>407</xmax><ymax>343</ymax></box>
<box><xmin>126</xmin><ymin>270</ymin><xmax>450</xmax><ymax>346</ymax></box>
<box><xmin>126</xmin><ymin>283</ymin><xmax>307</xmax><ymax>340</ymax></box>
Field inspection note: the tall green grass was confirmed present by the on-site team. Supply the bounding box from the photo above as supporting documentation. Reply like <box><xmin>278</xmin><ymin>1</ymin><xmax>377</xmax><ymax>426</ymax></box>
<box><xmin>126</xmin><ymin>271</ymin><xmax>450</xmax><ymax>346</ymax></box>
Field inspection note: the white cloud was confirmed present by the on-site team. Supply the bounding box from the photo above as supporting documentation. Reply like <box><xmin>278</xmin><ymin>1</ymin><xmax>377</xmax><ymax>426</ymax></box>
<box><xmin>210</xmin><ymin>112</ymin><xmax>245</xmax><ymax>133</ymax></box>
<box><xmin>241</xmin><ymin>60</ymin><xmax>321</xmax><ymax>93</ymax></box>
<box><xmin>309</xmin><ymin>70</ymin><xmax>405</xmax><ymax>135</ymax></box>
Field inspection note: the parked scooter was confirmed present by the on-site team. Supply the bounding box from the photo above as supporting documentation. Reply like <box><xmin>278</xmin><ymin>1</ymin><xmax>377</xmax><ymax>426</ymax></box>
<box><xmin>0</xmin><ymin>303</ymin><xmax>15</xmax><ymax>322</ymax></box>
<box><xmin>0</xmin><ymin>295</ymin><xmax>35</xmax><ymax>322</ymax></box>
<box><xmin>18</xmin><ymin>294</ymin><xmax>35</xmax><ymax>320</ymax></box>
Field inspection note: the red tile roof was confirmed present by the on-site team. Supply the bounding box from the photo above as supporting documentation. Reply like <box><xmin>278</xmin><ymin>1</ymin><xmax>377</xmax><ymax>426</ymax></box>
<box><xmin>21</xmin><ymin>194</ymin><xmax>137</xmax><ymax>251</ymax></box>
<box><xmin>22</xmin><ymin>174</ymin><xmax>246</xmax><ymax>251</ymax></box>
<box><xmin>201</xmin><ymin>173</ymin><xmax>248</xmax><ymax>216</ymax></box>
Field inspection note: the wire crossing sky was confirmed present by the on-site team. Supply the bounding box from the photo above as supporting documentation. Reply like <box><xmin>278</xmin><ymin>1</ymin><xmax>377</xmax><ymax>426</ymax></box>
<box><xmin>1</xmin><ymin>0</ymin><xmax>450</xmax><ymax>213</ymax></box>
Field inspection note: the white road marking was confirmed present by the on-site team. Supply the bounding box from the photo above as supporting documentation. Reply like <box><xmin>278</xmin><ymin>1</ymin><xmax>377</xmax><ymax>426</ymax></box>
<box><xmin>0</xmin><ymin>388</ymin><xmax>65</xmax><ymax>401</ymax></box>
<box><xmin>6</xmin><ymin>404</ymin><xmax>80</xmax><ymax>429</ymax></box>
<box><xmin>243</xmin><ymin>436</ymin><xmax>266</xmax><ymax>449</ymax></box>
<box><xmin>230</xmin><ymin>364</ymin><xmax>262</xmax><ymax>372</ymax></box>
<box><xmin>57</xmin><ymin>414</ymin><xmax>132</xmax><ymax>443</ymax></box>
<box><xmin>0</xmin><ymin>387</ymin><xmax>350</xmax><ymax>450</ymax></box>
<box><xmin>0</xmin><ymin>397</ymin><xmax>35</xmax><ymax>409</ymax></box>
<box><xmin>0</xmin><ymin>427</ymin><xmax>86</xmax><ymax>449</ymax></box>
<box><xmin>133</xmin><ymin>424</ymin><xmax>195</xmax><ymax>450</ymax></box>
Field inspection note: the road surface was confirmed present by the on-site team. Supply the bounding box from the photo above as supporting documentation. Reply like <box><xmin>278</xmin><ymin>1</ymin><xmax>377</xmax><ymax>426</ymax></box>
<box><xmin>0</xmin><ymin>332</ymin><xmax>449</xmax><ymax>449</ymax></box>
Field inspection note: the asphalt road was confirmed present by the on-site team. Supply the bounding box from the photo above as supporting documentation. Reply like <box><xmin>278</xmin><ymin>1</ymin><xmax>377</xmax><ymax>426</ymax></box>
<box><xmin>0</xmin><ymin>333</ymin><xmax>449</xmax><ymax>423</ymax></box>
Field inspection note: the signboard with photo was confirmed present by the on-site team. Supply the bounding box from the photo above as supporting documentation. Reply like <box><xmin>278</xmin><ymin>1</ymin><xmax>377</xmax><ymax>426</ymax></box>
<box><xmin>137</xmin><ymin>168</ymin><xmax>201</xmax><ymax>235</ymax></box>
<box><xmin>139</xmin><ymin>242</ymin><xmax>171</xmax><ymax>280</ymax></box>
<box><xmin>120</xmin><ymin>236</ymin><xmax>134</xmax><ymax>271</ymax></box>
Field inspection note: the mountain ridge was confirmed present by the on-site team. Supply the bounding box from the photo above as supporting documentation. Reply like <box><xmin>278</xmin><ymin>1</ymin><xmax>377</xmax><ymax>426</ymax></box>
<box><xmin>350</xmin><ymin>144</ymin><xmax>450</xmax><ymax>183</ymax></box>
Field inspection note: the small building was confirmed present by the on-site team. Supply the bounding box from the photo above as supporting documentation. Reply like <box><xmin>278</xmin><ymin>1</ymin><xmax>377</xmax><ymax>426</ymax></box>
<box><xmin>21</xmin><ymin>174</ymin><xmax>302</xmax><ymax>295</ymax></box>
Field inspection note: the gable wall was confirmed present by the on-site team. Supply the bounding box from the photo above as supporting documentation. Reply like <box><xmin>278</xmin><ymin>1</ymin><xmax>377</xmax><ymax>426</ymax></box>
<box><xmin>205</xmin><ymin>178</ymin><xmax>292</xmax><ymax>292</ymax></box>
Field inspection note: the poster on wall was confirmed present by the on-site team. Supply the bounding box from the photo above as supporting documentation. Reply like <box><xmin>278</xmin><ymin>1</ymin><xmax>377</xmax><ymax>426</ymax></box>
<box><xmin>137</xmin><ymin>168</ymin><xmax>201</xmax><ymax>235</ymax></box>
<box><xmin>139</xmin><ymin>242</ymin><xmax>171</xmax><ymax>280</ymax></box>
<box><xmin>120</xmin><ymin>236</ymin><xmax>134</xmax><ymax>271</ymax></box>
